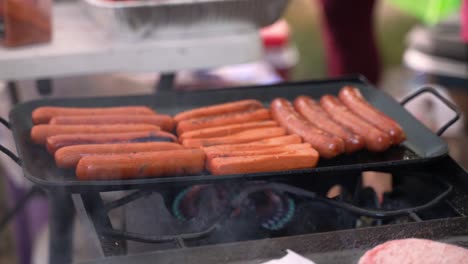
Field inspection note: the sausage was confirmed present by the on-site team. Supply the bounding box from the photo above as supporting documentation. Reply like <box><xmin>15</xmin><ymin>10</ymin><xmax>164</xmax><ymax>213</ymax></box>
<box><xmin>31</xmin><ymin>124</ymin><xmax>161</xmax><ymax>145</ymax></box>
<box><xmin>204</xmin><ymin>143</ymin><xmax>312</xmax><ymax>160</ymax></box>
<box><xmin>49</xmin><ymin>114</ymin><xmax>175</xmax><ymax>132</ymax></box>
<box><xmin>55</xmin><ymin>142</ymin><xmax>183</xmax><ymax>168</ymax></box>
<box><xmin>207</xmin><ymin>148</ymin><xmax>319</xmax><ymax>175</ymax></box>
<box><xmin>320</xmin><ymin>95</ymin><xmax>392</xmax><ymax>152</ymax></box>
<box><xmin>182</xmin><ymin>127</ymin><xmax>286</xmax><ymax>148</ymax></box>
<box><xmin>76</xmin><ymin>149</ymin><xmax>205</xmax><ymax>180</ymax></box>
<box><xmin>270</xmin><ymin>98</ymin><xmax>345</xmax><ymax>158</ymax></box>
<box><xmin>178</xmin><ymin>121</ymin><xmax>278</xmax><ymax>141</ymax></box>
<box><xmin>248</xmin><ymin>135</ymin><xmax>302</xmax><ymax>145</ymax></box>
<box><xmin>174</xmin><ymin>99</ymin><xmax>264</xmax><ymax>122</ymax></box>
<box><xmin>201</xmin><ymin>135</ymin><xmax>302</xmax><ymax>153</ymax></box>
<box><xmin>32</xmin><ymin>106</ymin><xmax>156</xmax><ymax>124</ymax></box>
<box><xmin>338</xmin><ymin>86</ymin><xmax>406</xmax><ymax>144</ymax></box>
<box><xmin>294</xmin><ymin>95</ymin><xmax>365</xmax><ymax>153</ymax></box>
<box><xmin>176</xmin><ymin>108</ymin><xmax>270</xmax><ymax>135</ymax></box>
<box><xmin>46</xmin><ymin>130</ymin><xmax>176</xmax><ymax>154</ymax></box>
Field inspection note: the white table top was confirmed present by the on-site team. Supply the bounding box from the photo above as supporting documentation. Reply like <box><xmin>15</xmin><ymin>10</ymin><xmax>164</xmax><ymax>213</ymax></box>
<box><xmin>0</xmin><ymin>3</ymin><xmax>262</xmax><ymax>80</ymax></box>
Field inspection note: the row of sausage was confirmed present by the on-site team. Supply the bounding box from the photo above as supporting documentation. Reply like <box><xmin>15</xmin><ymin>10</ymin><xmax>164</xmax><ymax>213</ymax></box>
<box><xmin>29</xmin><ymin>86</ymin><xmax>405</xmax><ymax>180</ymax></box>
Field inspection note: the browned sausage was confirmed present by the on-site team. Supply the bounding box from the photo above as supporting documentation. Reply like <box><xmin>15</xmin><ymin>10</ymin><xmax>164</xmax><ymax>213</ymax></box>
<box><xmin>181</xmin><ymin>127</ymin><xmax>286</xmax><ymax>148</ymax></box>
<box><xmin>174</xmin><ymin>99</ymin><xmax>264</xmax><ymax>122</ymax></box>
<box><xmin>178</xmin><ymin>121</ymin><xmax>278</xmax><ymax>141</ymax></box>
<box><xmin>204</xmin><ymin>143</ymin><xmax>312</xmax><ymax>160</ymax></box>
<box><xmin>294</xmin><ymin>95</ymin><xmax>365</xmax><ymax>153</ymax></box>
<box><xmin>176</xmin><ymin>108</ymin><xmax>270</xmax><ymax>135</ymax></box>
<box><xmin>55</xmin><ymin>142</ymin><xmax>183</xmax><ymax>168</ymax></box>
<box><xmin>202</xmin><ymin>136</ymin><xmax>302</xmax><ymax>153</ymax></box>
<box><xmin>248</xmin><ymin>135</ymin><xmax>302</xmax><ymax>145</ymax></box>
<box><xmin>270</xmin><ymin>98</ymin><xmax>345</xmax><ymax>158</ymax></box>
<box><xmin>320</xmin><ymin>95</ymin><xmax>392</xmax><ymax>152</ymax></box>
<box><xmin>338</xmin><ymin>86</ymin><xmax>406</xmax><ymax>144</ymax></box>
<box><xmin>46</xmin><ymin>130</ymin><xmax>176</xmax><ymax>154</ymax></box>
<box><xmin>76</xmin><ymin>149</ymin><xmax>206</xmax><ymax>180</ymax></box>
<box><xmin>49</xmin><ymin>114</ymin><xmax>175</xmax><ymax>132</ymax></box>
<box><xmin>32</xmin><ymin>106</ymin><xmax>156</xmax><ymax>124</ymax></box>
<box><xmin>207</xmin><ymin>148</ymin><xmax>319</xmax><ymax>175</ymax></box>
<box><xmin>31</xmin><ymin>124</ymin><xmax>161</xmax><ymax>145</ymax></box>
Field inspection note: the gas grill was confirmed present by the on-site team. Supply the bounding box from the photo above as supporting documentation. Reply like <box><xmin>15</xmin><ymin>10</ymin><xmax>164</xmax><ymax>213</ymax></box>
<box><xmin>1</xmin><ymin>76</ymin><xmax>467</xmax><ymax>263</ymax></box>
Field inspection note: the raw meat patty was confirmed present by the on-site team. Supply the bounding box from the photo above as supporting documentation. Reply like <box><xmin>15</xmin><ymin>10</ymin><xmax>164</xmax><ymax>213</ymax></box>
<box><xmin>358</xmin><ymin>238</ymin><xmax>468</xmax><ymax>264</ymax></box>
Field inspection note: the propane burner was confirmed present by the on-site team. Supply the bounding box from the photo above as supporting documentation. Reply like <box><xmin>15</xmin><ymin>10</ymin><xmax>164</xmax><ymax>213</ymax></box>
<box><xmin>172</xmin><ymin>183</ymin><xmax>296</xmax><ymax>231</ymax></box>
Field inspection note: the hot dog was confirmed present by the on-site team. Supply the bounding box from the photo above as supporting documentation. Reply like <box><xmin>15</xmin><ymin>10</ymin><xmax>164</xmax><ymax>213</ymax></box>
<box><xmin>338</xmin><ymin>86</ymin><xmax>406</xmax><ymax>144</ymax></box>
<box><xmin>76</xmin><ymin>149</ymin><xmax>205</xmax><ymax>180</ymax></box>
<box><xmin>248</xmin><ymin>135</ymin><xmax>302</xmax><ymax>145</ymax></box>
<box><xmin>204</xmin><ymin>143</ymin><xmax>312</xmax><ymax>160</ymax></box>
<box><xmin>174</xmin><ymin>99</ymin><xmax>264</xmax><ymax>122</ymax></box>
<box><xmin>46</xmin><ymin>130</ymin><xmax>176</xmax><ymax>154</ymax></box>
<box><xmin>49</xmin><ymin>114</ymin><xmax>175</xmax><ymax>132</ymax></box>
<box><xmin>294</xmin><ymin>95</ymin><xmax>365</xmax><ymax>153</ymax></box>
<box><xmin>182</xmin><ymin>127</ymin><xmax>286</xmax><ymax>148</ymax></box>
<box><xmin>201</xmin><ymin>135</ymin><xmax>302</xmax><ymax>154</ymax></box>
<box><xmin>31</xmin><ymin>124</ymin><xmax>161</xmax><ymax>145</ymax></box>
<box><xmin>178</xmin><ymin>121</ymin><xmax>278</xmax><ymax>141</ymax></box>
<box><xmin>207</xmin><ymin>148</ymin><xmax>319</xmax><ymax>175</ymax></box>
<box><xmin>320</xmin><ymin>95</ymin><xmax>392</xmax><ymax>152</ymax></box>
<box><xmin>32</xmin><ymin>106</ymin><xmax>156</xmax><ymax>124</ymax></box>
<box><xmin>55</xmin><ymin>142</ymin><xmax>183</xmax><ymax>168</ymax></box>
<box><xmin>270</xmin><ymin>98</ymin><xmax>345</xmax><ymax>158</ymax></box>
<box><xmin>176</xmin><ymin>108</ymin><xmax>270</xmax><ymax>135</ymax></box>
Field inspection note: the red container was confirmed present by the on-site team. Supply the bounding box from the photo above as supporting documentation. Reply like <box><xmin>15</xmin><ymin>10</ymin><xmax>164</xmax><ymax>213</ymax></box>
<box><xmin>260</xmin><ymin>20</ymin><xmax>298</xmax><ymax>80</ymax></box>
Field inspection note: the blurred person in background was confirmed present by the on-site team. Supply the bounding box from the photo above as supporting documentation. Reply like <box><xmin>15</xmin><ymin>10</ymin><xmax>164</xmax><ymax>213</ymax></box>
<box><xmin>318</xmin><ymin>0</ymin><xmax>467</xmax><ymax>84</ymax></box>
<box><xmin>319</xmin><ymin>0</ymin><xmax>381</xmax><ymax>84</ymax></box>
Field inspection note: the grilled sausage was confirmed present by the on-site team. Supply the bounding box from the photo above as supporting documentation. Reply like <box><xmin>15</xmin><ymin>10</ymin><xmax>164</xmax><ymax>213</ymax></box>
<box><xmin>176</xmin><ymin>108</ymin><xmax>270</xmax><ymax>135</ymax></box>
<box><xmin>204</xmin><ymin>143</ymin><xmax>312</xmax><ymax>160</ymax></box>
<box><xmin>76</xmin><ymin>149</ymin><xmax>206</xmax><ymax>180</ymax></box>
<box><xmin>248</xmin><ymin>135</ymin><xmax>302</xmax><ymax>145</ymax></box>
<box><xmin>182</xmin><ymin>127</ymin><xmax>286</xmax><ymax>148</ymax></box>
<box><xmin>270</xmin><ymin>98</ymin><xmax>345</xmax><ymax>158</ymax></box>
<box><xmin>320</xmin><ymin>95</ymin><xmax>392</xmax><ymax>152</ymax></box>
<box><xmin>31</xmin><ymin>124</ymin><xmax>161</xmax><ymax>145</ymax></box>
<box><xmin>49</xmin><ymin>114</ymin><xmax>175</xmax><ymax>132</ymax></box>
<box><xmin>207</xmin><ymin>148</ymin><xmax>319</xmax><ymax>175</ymax></box>
<box><xmin>32</xmin><ymin>106</ymin><xmax>156</xmax><ymax>124</ymax></box>
<box><xmin>178</xmin><ymin>121</ymin><xmax>278</xmax><ymax>141</ymax></box>
<box><xmin>55</xmin><ymin>142</ymin><xmax>183</xmax><ymax>168</ymax></box>
<box><xmin>46</xmin><ymin>130</ymin><xmax>176</xmax><ymax>154</ymax></box>
<box><xmin>294</xmin><ymin>95</ymin><xmax>365</xmax><ymax>153</ymax></box>
<box><xmin>174</xmin><ymin>99</ymin><xmax>264</xmax><ymax>122</ymax></box>
<box><xmin>338</xmin><ymin>86</ymin><xmax>406</xmax><ymax>144</ymax></box>
<box><xmin>201</xmin><ymin>135</ymin><xmax>302</xmax><ymax>154</ymax></box>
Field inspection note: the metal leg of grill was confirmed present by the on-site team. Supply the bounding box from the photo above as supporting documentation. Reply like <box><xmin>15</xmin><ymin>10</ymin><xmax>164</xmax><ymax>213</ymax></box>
<box><xmin>155</xmin><ymin>73</ymin><xmax>175</xmax><ymax>93</ymax></box>
<box><xmin>71</xmin><ymin>194</ymin><xmax>105</xmax><ymax>258</ymax></box>
<box><xmin>48</xmin><ymin>191</ymin><xmax>75</xmax><ymax>264</ymax></box>
<box><xmin>7</xmin><ymin>81</ymin><xmax>19</xmax><ymax>104</ymax></box>
<box><xmin>79</xmin><ymin>192</ymin><xmax>127</xmax><ymax>257</ymax></box>
<box><xmin>36</xmin><ymin>79</ymin><xmax>53</xmax><ymax>96</ymax></box>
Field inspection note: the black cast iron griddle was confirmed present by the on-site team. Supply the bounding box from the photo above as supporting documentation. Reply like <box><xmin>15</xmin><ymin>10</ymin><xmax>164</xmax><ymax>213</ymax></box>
<box><xmin>8</xmin><ymin>76</ymin><xmax>449</xmax><ymax>192</ymax></box>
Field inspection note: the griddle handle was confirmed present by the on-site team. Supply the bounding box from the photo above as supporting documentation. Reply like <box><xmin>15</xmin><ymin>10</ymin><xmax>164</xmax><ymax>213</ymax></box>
<box><xmin>0</xmin><ymin>117</ymin><xmax>11</xmax><ymax>129</ymax></box>
<box><xmin>0</xmin><ymin>144</ymin><xmax>21</xmax><ymax>166</ymax></box>
<box><xmin>400</xmin><ymin>86</ymin><xmax>461</xmax><ymax>136</ymax></box>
